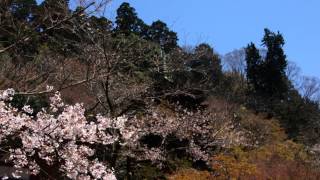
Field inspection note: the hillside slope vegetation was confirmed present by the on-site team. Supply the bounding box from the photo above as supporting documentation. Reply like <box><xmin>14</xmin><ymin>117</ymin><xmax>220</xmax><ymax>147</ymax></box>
<box><xmin>0</xmin><ymin>1</ymin><xmax>320</xmax><ymax>179</ymax></box>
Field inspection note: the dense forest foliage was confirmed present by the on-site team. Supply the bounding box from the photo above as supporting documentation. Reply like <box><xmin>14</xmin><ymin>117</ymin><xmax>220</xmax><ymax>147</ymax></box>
<box><xmin>0</xmin><ymin>0</ymin><xmax>320</xmax><ymax>179</ymax></box>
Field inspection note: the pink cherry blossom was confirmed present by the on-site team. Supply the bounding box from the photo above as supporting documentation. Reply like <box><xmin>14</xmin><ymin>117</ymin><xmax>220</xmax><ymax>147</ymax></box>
<box><xmin>0</xmin><ymin>89</ymin><xmax>120</xmax><ymax>179</ymax></box>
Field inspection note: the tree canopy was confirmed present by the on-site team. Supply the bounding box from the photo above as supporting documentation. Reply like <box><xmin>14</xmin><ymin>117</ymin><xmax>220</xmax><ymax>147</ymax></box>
<box><xmin>245</xmin><ymin>29</ymin><xmax>289</xmax><ymax>98</ymax></box>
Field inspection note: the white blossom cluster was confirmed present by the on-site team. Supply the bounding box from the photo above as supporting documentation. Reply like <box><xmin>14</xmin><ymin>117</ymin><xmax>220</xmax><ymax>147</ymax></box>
<box><xmin>121</xmin><ymin>106</ymin><xmax>245</xmax><ymax>164</ymax></box>
<box><xmin>0</xmin><ymin>89</ymin><xmax>121</xmax><ymax>179</ymax></box>
<box><xmin>0</xmin><ymin>88</ymin><xmax>246</xmax><ymax>178</ymax></box>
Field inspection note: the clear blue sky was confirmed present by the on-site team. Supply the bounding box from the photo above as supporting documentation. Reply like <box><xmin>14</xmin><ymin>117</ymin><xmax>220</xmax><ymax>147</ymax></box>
<box><xmin>37</xmin><ymin>0</ymin><xmax>320</xmax><ymax>78</ymax></box>
<box><xmin>105</xmin><ymin>0</ymin><xmax>319</xmax><ymax>78</ymax></box>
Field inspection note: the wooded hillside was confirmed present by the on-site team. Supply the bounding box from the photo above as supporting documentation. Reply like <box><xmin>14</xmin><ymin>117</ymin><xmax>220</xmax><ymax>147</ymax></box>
<box><xmin>1</xmin><ymin>1</ymin><xmax>320</xmax><ymax>179</ymax></box>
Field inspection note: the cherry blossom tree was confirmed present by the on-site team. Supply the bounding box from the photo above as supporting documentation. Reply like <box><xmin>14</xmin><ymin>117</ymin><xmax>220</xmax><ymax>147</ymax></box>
<box><xmin>0</xmin><ymin>88</ymin><xmax>121</xmax><ymax>179</ymax></box>
<box><xmin>0</xmin><ymin>88</ymin><xmax>246</xmax><ymax>179</ymax></box>
<box><xmin>115</xmin><ymin>99</ymin><xmax>247</xmax><ymax>177</ymax></box>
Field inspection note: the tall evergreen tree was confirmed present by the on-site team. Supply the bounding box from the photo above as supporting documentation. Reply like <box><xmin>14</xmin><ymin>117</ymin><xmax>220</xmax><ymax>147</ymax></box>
<box><xmin>115</xmin><ymin>2</ymin><xmax>146</xmax><ymax>36</ymax></box>
<box><xmin>245</xmin><ymin>29</ymin><xmax>288</xmax><ymax>98</ymax></box>
<box><xmin>261</xmin><ymin>28</ymin><xmax>288</xmax><ymax>97</ymax></box>
<box><xmin>194</xmin><ymin>43</ymin><xmax>215</xmax><ymax>60</ymax></box>
<box><xmin>89</xmin><ymin>16</ymin><xmax>113</xmax><ymax>33</ymax></box>
<box><xmin>147</xmin><ymin>20</ymin><xmax>178</xmax><ymax>53</ymax></box>
<box><xmin>245</xmin><ymin>42</ymin><xmax>263</xmax><ymax>93</ymax></box>
<box><xmin>193</xmin><ymin>43</ymin><xmax>222</xmax><ymax>85</ymax></box>
<box><xmin>35</xmin><ymin>0</ymin><xmax>81</xmax><ymax>55</ymax></box>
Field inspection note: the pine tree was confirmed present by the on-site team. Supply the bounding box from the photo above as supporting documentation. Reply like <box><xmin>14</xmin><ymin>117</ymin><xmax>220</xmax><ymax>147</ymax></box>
<box><xmin>115</xmin><ymin>2</ymin><xmax>146</xmax><ymax>36</ymax></box>
<box><xmin>147</xmin><ymin>20</ymin><xmax>178</xmax><ymax>53</ymax></box>
<box><xmin>194</xmin><ymin>43</ymin><xmax>215</xmax><ymax>60</ymax></box>
<box><xmin>193</xmin><ymin>43</ymin><xmax>222</xmax><ymax>85</ymax></box>
<box><xmin>261</xmin><ymin>28</ymin><xmax>288</xmax><ymax>97</ymax></box>
<box><xmin>245</xmin><ymin>42</ymin><xmax>262</xmax><ymax>93</ymax></box>
<box><xmin>245</xmin><ymin>29</ymin><xmax>288</xmax><ymax>98</ymax></box>
<box><xmin>89</xmin><ymin>16</ymin><xmax>113</xmax><ymax>33</ymax></box>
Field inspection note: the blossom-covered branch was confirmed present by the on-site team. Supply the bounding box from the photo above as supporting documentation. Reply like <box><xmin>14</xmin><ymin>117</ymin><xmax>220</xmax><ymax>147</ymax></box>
<box><xmin>0</xmin><ymin>89</ymin><xmax>122</xmax><ymax>179</ymax></box>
